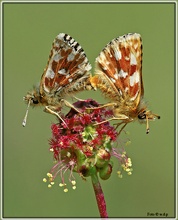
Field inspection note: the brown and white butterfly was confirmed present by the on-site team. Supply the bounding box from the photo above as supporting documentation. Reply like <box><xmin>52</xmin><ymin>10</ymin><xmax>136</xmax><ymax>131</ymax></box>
<box><xmin>23</xmin><ymin>33</ymin><xmax>92</xmax><ymax>126</ymax></box>
<box><xmin>90</xmin><ymin>33</ymin><xmax>160</xmax><ymax>134</ymax></box>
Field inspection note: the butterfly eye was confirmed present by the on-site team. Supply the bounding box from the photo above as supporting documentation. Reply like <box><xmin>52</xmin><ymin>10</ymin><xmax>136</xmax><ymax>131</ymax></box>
<box><xmin>138</xmin><ymin>112</ymin><xmax>146</xmax><ymax>120</ymax></box>
<box><xmin>32</xmin><ymin>99</ymin><xmax>39</xmax><ymax>104</ymax></box>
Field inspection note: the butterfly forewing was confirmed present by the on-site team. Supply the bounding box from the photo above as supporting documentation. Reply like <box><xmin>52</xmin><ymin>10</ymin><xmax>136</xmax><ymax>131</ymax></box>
<box><xmin>95</xmin><ymin>33</ymin><xmax>143</xmax><ymax>107</ymax></box>
<box><xmin>40</xmin><ymin>33</ymin><xmax>92</xmax><ymax>95</ymax></box>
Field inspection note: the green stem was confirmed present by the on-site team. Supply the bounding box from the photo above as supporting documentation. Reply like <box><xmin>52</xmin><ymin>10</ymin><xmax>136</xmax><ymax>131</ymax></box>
<box><xmin>91</xmin><ymin>174</ymin><xmax>108</xmax><ymax>218</ymax></box>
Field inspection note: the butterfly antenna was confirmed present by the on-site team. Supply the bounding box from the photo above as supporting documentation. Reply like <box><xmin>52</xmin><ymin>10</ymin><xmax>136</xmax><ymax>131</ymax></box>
<box><xmin>146</xmin><ymin>112</ymin><xmax>160</xmax><ymax>133</ymax></box>
<box><xmin>146</xmin><ymin>116</ymin><xmax>150</xmax><ymax>134</ymax></box>
<box><xmin>22</xmin><ymin>99</ymin><xmax>31</xmax><ymax>127</ymax></box>
<box><xmin>153</xmin><ymin>113</ymin><xmax>161</xmax><ymax>119</ymax></box>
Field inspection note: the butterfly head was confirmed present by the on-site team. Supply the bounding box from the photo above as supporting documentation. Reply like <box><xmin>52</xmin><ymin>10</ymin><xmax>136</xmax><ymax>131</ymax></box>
<box><xmin>23</xmin><ymin>89</ymin><xmax>41</xmax><ymax>107</ymax></box>
<box><xmin>22</xmin><ymin>86</ymin><xmax>44</xmax><ymax>127</ymax></box>
<box><xmin>138</xmin><ymin>108</ymin><xmax>160</xmax><ymax>134</ymax></box>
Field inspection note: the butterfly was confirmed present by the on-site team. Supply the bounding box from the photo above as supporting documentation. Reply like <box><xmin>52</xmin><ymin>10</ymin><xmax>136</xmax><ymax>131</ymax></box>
<box><xmin>90</xmin><ymin>33</ymin><xmax>160</xmax><ymax>134</ymax></box>
<box><xmin>23</xmin><ymin>33</ymin><xmax>92</xmax><ymax>126</ymax></box>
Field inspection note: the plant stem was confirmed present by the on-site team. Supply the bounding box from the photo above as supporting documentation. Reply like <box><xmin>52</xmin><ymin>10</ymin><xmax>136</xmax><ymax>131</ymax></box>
<box><xmin>91</xmin><ymin>174</ymin><xmax>108</xmax><ymax>218</ymax></box>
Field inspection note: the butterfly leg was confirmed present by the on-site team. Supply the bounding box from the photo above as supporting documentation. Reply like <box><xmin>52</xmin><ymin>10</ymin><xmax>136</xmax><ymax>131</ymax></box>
<box><xmin>72</xmin><ymin>96</ymin><xmax>85</xmax><ymax>102</ymax></box>
<box><xmin>61</xmin><ymin>99</ymin><xmax>82</xmax><ymax>114</ymax></box>
<box><xmin>44</xmin><ymin>106</ymin><xmax>68</xmax><ymax>126</ymax></box>
<box><xmin>86</xmin><ymin>102</ymin><xmax>118</xmax><ymax>110</ymax></box>
<box><xmin>116</xmin><ymin>123</ymin><xmax>127</xmax><ymax>136</ymax></box>
<box><xmin>93</xmin><ymin>115</ymin><xmax>129</xmax><ymax>126</ymax></box>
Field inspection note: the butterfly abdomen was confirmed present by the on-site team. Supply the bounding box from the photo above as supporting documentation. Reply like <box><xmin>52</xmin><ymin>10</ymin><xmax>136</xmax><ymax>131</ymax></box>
<box><xmin>90</xmin><ymin>75</ymin><xmax>120</xmax><ymax>102</ymax></box>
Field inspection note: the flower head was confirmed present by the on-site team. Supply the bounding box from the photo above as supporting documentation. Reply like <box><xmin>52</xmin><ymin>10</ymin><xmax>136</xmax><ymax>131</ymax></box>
<box><xmin>43</xmin><ymin>99</ymin><xmax>132</xmax><ymax>191</ymax></box>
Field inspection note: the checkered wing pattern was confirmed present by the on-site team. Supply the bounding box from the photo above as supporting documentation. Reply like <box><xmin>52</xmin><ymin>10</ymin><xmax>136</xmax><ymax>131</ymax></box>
<box><xmin>40</xmin><ymin>33</ymin><xmax>92</xmax><ymax>95</ymax></box>
<box><xmin>94</xmin><ymin>33</ymin><xmax>143</xmax><ymax>107</ymax></box>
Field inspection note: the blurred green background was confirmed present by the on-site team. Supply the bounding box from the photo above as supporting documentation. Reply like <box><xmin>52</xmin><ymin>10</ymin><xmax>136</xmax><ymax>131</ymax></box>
<box><xmin>3</xmin><ymin>2</ymin><xmax>175</xmax><ymax>218</ymax></box>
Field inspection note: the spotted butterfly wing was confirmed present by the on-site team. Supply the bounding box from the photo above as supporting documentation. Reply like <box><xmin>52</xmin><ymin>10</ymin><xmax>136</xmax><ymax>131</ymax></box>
<box><xmin>23</xmin><ymin>33</ymin><xmax>92</xmax><ymax>126</ymax></box>
<box><xmin>40</xmin><ymin>33</ymin><xmax>91</xmax><ymax>95</ymax></box>
<box><xmin>91</xmin><ymin>33</ymin><xmax>160</xmax><ymax>133</ymax></box>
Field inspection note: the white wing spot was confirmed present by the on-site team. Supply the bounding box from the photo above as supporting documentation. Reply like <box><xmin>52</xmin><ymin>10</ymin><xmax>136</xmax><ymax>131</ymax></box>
<box><xmin>72</xmin><ymin>41</ymin><xmax>77</xmax><ymax>48</ymax></box>
<box><xmin>114</xmin><ymin>49</ymin><xmax>121</xmax><ymax>60</ymax></box>
<box><xmin>70</xmin><ymin>38</ymin><xmax>75</xmax><ymax>44</ymax></box>
<box><xmin>114</xmin><ymin>72</ymin><xmax>119</xmax><ymax>80</ymax></box>
<box><xmin>118</xmin><ymin>69</ymin><xmax>128</xmax><ymax>78</ymax></box>
<box><xmin>76</xmin><ymin>45</ymin><xmax>82</xmax><ymax>51</ymax></box>
<box><xmin>67</xmin><ymin>53</ymin><xmax>75</xmax><ymax>61</ymax></box>
<box><xmin>83</xmin><ymin>57</ymin><xmax>88</xmax><ymax>64</ymax></box>
<box><xmin>78</xmin><ymin>62</ymin><xmax>91</xmax><ymax>72</ymax></box>
<box><xmin>125</xmin><ymin>87</ymin><xmax>129</xmax><ymax>92</ymax></box>
<box><xmin>58</xmin><ymin>69</ymin><xmax>67</xmax><ymax>75</ymax></box>
<box><xmin>57</xmin><ymin>33</ymin><xmax>65</xmax><ymax>40</ymax></box>
<box><xmin>130</xmin><ymin>53</ymin><xmax>137</xmax><ymax>65</ymax></box>
<box><xmin>130</xmin><ymin>71</ymin><xmax>139</xmax><ymax>86</ymax></box>
<box><xmin>86</xmin><ymin>63</ymin><xmax>92</xmax><ymax>71</ymax></box>
<box><xmin>66</xmin><ymin>35</ymin><xmax>70</xmax><ymax>40</ymax></box>
<box><xmin>106</xmin><ymin>61</ymin><xmax>110</xmax><ymax>65</ymax></box>
<box><xmin>53</xmin><ymin>53</ymin><xmax>61</xmax><ymax>62</ymax></box>
<box><xmin>46</xmin><ymin>68</ymin><xmax>55</xmax><ymax>79</ymax></box>
<box><xmin>125</xmin><ymin>56</ymin><xmax>130</xmax><ymax>61</ymax></box>
<box><xmin>68</xmin><ymin>78</ymin><xmax>73</xmax><ymax>83</ymax></box>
